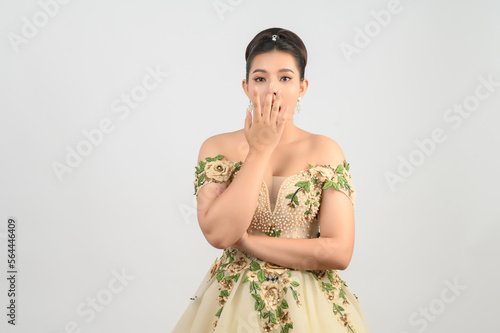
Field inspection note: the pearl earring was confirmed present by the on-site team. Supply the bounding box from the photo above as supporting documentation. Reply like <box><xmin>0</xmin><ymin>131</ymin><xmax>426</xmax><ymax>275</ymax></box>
<box><xmin>248</xmin><ymin>98</ymin><xmax>253</xmax><ymax>112</ymax></box>
<box><xmin>296</xmin><ymin>96</ymin><xmax>302</xmax><ymax>113</ymax></box>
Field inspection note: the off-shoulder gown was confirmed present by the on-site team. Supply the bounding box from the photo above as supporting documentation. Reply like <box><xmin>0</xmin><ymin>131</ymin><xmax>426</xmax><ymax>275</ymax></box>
<box><xmin>172</xmin><ymin>154</ymin><xmax>370</xmax><ymax>333</ymax></box>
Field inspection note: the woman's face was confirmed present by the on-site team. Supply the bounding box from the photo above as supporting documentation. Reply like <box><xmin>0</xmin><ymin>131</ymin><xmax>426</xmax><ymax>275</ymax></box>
<box><xmin>243</xmin><ymin>50</ymin><xmax>307</xmax><ymax>114</ymax></box>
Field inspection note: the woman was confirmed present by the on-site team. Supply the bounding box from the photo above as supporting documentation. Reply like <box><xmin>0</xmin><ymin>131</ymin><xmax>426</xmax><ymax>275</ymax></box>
<box><xmin>172</xmin><ymin>27</ymin><xmax>370</xmax><ymax>332</ymax></box>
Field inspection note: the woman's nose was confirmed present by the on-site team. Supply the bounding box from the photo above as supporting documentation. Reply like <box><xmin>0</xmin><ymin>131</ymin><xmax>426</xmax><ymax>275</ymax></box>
<box><xmin>269</xmin><ymin>82</ymin><xmax>278</xmax><ymax>94</ymax></box>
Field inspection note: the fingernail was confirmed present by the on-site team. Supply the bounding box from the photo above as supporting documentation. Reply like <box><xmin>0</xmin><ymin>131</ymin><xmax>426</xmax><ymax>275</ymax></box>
<box><xmin>270</xmin><ymin>83</ymin><xmax>274</xmax><ymax>90</ymax></box>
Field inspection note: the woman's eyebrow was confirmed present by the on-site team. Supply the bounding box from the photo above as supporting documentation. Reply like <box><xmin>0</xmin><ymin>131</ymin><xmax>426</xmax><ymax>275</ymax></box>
<box><xmin>252</xmin><ymin>68</ymin><xmax>295</xmax><ymax>74</ymax></box>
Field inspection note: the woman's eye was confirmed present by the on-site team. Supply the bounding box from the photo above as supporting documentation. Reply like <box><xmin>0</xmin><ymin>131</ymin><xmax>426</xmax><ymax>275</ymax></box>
<box><xmin>254</xmin><ymin>76</ymin><xmax>291</xmax><ymax>82</ymax></box>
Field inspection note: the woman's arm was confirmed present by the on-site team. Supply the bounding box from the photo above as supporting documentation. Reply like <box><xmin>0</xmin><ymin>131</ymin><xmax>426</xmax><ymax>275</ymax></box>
<box><xmin>197</xmin><ymin>138</ymin><xmax>272</xmax><ymax>249</ymax></box>
<box><xmin>234</xmin><ymin>234</ymin><xmax>349</xmax><ymax>271</ymax></box>
<box><xmin>233</xmin><ymin>188</ymin><xmax>355</xmax><ymax>271</ymax></box>
<box><xmin>198</xmin><ymin>85</ymin><xmax>288</xmax><ymax>249</ymax></box>
<box><xmin>233</xmin><ymin>138</ymin><xmax>356</xmax><ymax>271</ymax></box>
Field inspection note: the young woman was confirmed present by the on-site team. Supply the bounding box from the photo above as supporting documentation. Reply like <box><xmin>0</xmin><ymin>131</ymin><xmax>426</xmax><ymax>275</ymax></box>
<box><xmin>172</xmin><ymin>27</ymin><xmax>370</xmax><ymax>333</ymax></box>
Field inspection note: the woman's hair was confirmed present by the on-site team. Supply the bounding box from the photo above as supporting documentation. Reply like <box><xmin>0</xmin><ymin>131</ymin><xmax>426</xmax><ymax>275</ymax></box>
<box><xmin>245</xmin><ymin>27</ymin><xmax>308</xmax><ymax>84</ymax></box>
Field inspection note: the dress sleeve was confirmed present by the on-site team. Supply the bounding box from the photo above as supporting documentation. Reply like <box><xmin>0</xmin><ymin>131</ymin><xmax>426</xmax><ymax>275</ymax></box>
<box><xmin>193</xmin><ymin>154</ymin><xmax>242</xmax><ymax>199</ymax></box>
<box><xmin>312</xmin><ymin>160</ymin><xmax>356</xmax><ymax>209</ymax></box>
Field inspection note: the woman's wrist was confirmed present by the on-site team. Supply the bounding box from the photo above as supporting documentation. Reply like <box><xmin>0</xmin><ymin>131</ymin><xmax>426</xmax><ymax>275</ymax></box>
<box><xmin>246</xmin><ymin>147</ymin><xmax>273</xmax><ymax>163</ymax></box>
<box><xmin>233</xmin><ymin>231</ymin><xmax>250</xmax><ymax>250</ymax></box>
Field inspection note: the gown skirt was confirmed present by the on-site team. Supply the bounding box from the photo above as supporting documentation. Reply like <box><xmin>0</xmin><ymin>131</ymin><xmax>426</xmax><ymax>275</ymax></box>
<box><xmin>172</xmin><ymin>245</ymin><xmax>370</xmax><ymax>333</ymax></box>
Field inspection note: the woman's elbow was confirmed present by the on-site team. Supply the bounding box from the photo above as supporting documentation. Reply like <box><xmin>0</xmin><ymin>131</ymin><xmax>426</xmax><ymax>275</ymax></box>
<box><xmin>336</xmin><ymin>247</ymin><xmax>353</xmax><ymax>270</ymax></box>
<box><xmin>202</xmin><ymin>230</ymin><xmax>225</xmax><ymax>249</ymax></box>
<box><xmin>203</xmin><ymin>229</ymin><xmax>236</xmax><ymax>249</ymax></box>
<box><xmin>337</xmin><ymin>256</ymin><xmax>351</xmax><ymax>271</ymax></box>
<box><xmin>198</xmin><ymin>215</ymin><xmax>225</xmax><ymax>249</ymax></box>
<box><xmin>208</xmin><ymin>237</ymin><xmax>230</xmax><ymax>249</ymax></box>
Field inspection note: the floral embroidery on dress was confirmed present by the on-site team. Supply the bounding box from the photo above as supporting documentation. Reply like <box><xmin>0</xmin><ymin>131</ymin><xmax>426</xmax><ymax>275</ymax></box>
<box><xmin>241</xmin><ymin>259</ymin><xmax>300</xmax><ymax>332</ymax></box>
<box><xmin>264</xmin><ymin>160</ymin><xmax>356</xmax><ymax>237</ymax></box>
<box><xmin>284</xmin><ymin>160</ymin><xmax>355</xmax><ymax>213</ymax></box>
<box><xmin>208</xmin><ymin>247</ymin><xmax>300</xmax><ymax>332</ymax></box>
<box><xmin>307</xmin><ymin>269</ymin><xmax>358</xmax><ymax>332</ymax></box>
<box><xmin>208</xmin><ymin>247</ymin><xmax>247</xmax><ymax>330</ymax></box>
<box><xmin>194</xmin><ymin>154</ymin><xmax>242</xmax><ymax>198</ymax></box>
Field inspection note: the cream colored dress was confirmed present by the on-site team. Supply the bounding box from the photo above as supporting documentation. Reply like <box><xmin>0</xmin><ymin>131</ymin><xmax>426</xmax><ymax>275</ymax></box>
<box><xmin>172</xmin><ymin>155</ymin><xmax>369</xmax><ymax>333</ymax></box>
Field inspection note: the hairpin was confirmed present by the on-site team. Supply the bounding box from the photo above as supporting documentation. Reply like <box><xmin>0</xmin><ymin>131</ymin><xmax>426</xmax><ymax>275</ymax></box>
<box><xmin>271</xmin><ymin>34</ymin><xmax>277</xmax><ymax>42</ymax></box>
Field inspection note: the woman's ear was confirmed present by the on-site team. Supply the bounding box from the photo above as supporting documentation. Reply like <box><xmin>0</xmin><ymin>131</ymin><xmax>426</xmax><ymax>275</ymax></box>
<box><xmin>299</xmin><ymin>78</ymin><xmax>309</xmax><ymax>96</ymax></box>
<box><xmin>242</xmin><ymin>79</ymin><xmax>250</xmax><ymax>98</ymax></box>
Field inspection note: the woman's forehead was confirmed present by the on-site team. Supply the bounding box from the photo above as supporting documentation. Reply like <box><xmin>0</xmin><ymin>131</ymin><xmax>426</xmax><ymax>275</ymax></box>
<box><xmin>250</xmin><ymin>51</ymin><xmax>298</xmax><ymax>71</ymax></box>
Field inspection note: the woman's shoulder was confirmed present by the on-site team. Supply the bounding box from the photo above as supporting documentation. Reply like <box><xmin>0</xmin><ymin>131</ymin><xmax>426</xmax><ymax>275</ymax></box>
<box><xmin>310</xmin><ymin>134</ymin><xmax>347</xmax><ymax>167</ymax></box>
<box><xmin>197</xmin><ymin>130</ymin><xmax>245</xmax><ymax>163</ymax></box>
<box><xmin>311</xmin><ymin>133</ymin><xmax>342</xmax><ymax>149</ymax></box>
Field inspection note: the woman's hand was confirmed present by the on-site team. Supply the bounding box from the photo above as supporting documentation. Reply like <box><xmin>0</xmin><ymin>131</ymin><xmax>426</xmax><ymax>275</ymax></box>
<box><xmin>215</xmin><ymin>184</ymin><xmax>226</xmax><ymax>197</ymax></box>
<box><xmin>244</xmin><ymin>84</ymin><xmax>289</xmax><ymax>155</ymax></box>
<box><xmin>232</xmin><ymin>231</ymin><xmax>250</xmax><ymax>250</ymax></box>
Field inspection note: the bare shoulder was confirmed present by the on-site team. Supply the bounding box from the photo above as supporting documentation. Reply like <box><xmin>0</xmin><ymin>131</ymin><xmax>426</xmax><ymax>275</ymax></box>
<box><xmin>197</xmin><ymin>130</ymin><xmax>242</xmax><ymax>163</ymax></box>
<box><xmin>312</xmin><ymin>134</ymin><xmax>347</xmax><ymax>167</ymax></box>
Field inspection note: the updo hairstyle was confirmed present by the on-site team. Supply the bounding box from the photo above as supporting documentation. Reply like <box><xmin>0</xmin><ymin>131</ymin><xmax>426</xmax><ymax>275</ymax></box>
<box><xmin>244</xmin><ymin>27</ymin><xmax>308</xmax><ymax>84</ymax></box>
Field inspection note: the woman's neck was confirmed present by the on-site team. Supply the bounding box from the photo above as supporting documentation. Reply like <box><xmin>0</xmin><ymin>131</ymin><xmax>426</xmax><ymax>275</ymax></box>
<box><xmin>277</xmin><ymin>120</ymin><xmax>302</xmax><ymax>146</ymax></box>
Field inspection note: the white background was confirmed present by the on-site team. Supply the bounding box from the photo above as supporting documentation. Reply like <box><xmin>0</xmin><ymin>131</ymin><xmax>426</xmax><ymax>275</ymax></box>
<box><xmin>1</xmin><ymin>0</ymin><xmax>499</xmax><ymax>332</ymax></box>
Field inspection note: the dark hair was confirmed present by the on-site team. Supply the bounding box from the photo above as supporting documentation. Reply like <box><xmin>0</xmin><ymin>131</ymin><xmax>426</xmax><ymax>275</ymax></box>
<box><xmin>245</xmin><ymin>27</ymin><xmax>308</xmax><ymax>84</ymax></box>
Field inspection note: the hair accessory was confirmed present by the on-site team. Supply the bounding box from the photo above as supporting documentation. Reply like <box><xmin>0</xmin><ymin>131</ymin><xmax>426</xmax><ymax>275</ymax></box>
<box><xmin>296</xmin><ymin>96</ymin><xmax>302</xmax><ymax>113</ymax></box>
<box><xmin>248</xmin><ymin>98</ymin><xmax>253</xmax><ymax>112</ymax></box>
<box><xmin>271</xmin><ymin>34</ymin><xmax>277</xmax><ymax>42</ymax></box>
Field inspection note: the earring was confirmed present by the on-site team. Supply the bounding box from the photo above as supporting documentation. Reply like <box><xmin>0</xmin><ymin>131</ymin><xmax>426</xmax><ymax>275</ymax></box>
<box><xmin>248</xmin><ymin>98</ymin><xmax>253</xmax><ymax>112</ymax></box>
<box><xmin>296</xmin><ymin>96</ymin><xmax>302</xmax><ymax>113</ymax></box>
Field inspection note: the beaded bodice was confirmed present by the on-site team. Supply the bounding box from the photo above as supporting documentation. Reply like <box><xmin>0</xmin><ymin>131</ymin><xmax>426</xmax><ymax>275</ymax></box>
<box><xmin>253</xmin><ymin>173</ymin><xmax>323</xmax><ymax>239</ymax></box>
<box><xmin>194</xmin><ymin>154</ymin><xmax>356</xmax><ymax>240</ymax></box>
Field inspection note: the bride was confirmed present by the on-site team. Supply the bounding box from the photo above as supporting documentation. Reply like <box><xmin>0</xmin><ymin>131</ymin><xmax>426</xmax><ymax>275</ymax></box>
<box><xmin>173</xmin><ymin>27</ymin><xmax>370</xmax><ymax>333</ymax></box>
